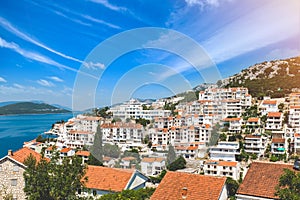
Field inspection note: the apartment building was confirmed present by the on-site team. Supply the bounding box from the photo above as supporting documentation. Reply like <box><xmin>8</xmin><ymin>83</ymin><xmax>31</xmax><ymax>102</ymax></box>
<box><xmin>223</xmin><ymin>118</ymin><xmax>243</xmax><ymax>133</ymax></box>
<box><xmin>100</xmin><ymin>122</ymin><xmax>144</xmax><ymax>144</ymax></box>
<box><xmin>108</xmin><ymin>99</ymin><xmax>171</xmax><ymax>120</ymax></box>
<box><xmin>259</xmin><ymin>100</ymin><xmax>278</xmax><ymax>116</ymax></box>
<box><xmin>271</xmin><ymin>138</ymin><xmax>286</xmax><ymax>155</ymax></box>
<box><xmin>141</xmin><ymin>157</ymin><xmax>166</xmax><ymax>176</ymax></box>
<box><xmin>244</xmin><ymin>135</ymin><xmax>267</xmax><ymax>156</ymax></box>
<box><xmin>289</xmin><ymin>105</ymin><xmax>300</xmax><ymax>128</ymax></box>
<box><xmin>294</xmin><ymin>133</ymin><xmax>300</xmax><ymax>154</ymax></box>
<box><xmin>209</xmin><ymin>141</ymin><xmax>240</xmax><ymax>161</ymax></box>
<box><xmin>288</xmin><ymin>92</ymin><xmax>300</xmax><ymax>107</ymax></box>
<box><xmin>265</xmin><ymin>112</ymin><xmax>283</xmax><ymax>131</ymax></box>
<box><xmin>203</xmin><ymin>160</ymin><xmax>240</xmax><ymax>180</ymax></box>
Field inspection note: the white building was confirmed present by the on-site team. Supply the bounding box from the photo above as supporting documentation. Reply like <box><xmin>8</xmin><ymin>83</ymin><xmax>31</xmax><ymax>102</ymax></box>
<box><xmin>294</xmin><ymin>133</ymin><xmax>300</xmax><ymax>154</ymax></box>
<box><xmin>259</xmin><ymin>100</ymin><xmax>278</xmax><ymax>116</ymax></box>
<box><xmin>141</xmin><ymin>157</ymin><xmax>166</xmax><ymax>176</ymax></box>
<box><xmin>244</xmin><ymin>135</ymin><xmax>267</xmax><ymax>156</ymax></box>
<box><xmin>223</xmin><ymin>118</ymin><xmax>243</xmax><ymax>133</ymax></box>
<box><xmin>101</xmin><ymin>122</ymin><xmax>144</xmax><ymax>144</ymax></box>
<box><xmin>209</xmin><ymin>141</ymin><xmax>240</xmax><ymax>161</ymax></box>
<box><xmin>203</xmin><ymin>160</ymin><xmax>240</xmax><ymax>180</ymax></box>
<box><xmin>265</xmin><ymin>112</ymin><xmax>283</xmax><ymax>131</ymax></box>
<box><xmin>108</xmin><ymin>99</ymin><xmax>171</xmax><ymax>120</ymax></box>
<box><xmin>289</xmin><ymin>105</ymin><xmax>300</xmax><ymax>128</ymax></box>
<box><xmin>271</xmin><ymin>138</ymin><xmax>286</xmax><ymax>155</ymax></box>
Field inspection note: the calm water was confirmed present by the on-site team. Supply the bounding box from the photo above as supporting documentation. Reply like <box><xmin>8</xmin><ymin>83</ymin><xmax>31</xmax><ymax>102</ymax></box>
<box><xmin>0</xmin><ymin>113</ymin><xmax>73</xmax><ymax>158</ymax></box>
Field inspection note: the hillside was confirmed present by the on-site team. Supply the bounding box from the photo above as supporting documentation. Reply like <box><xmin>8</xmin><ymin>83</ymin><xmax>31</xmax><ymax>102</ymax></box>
<box><xmin>0</xmin><ymin>102</ymin><xmax>71</xmax><ymax>115</ymax></box>
<box><xmin>222</xmin><ymin>56</ymin><xmax>300</xmax><ymax>98</ymax></box>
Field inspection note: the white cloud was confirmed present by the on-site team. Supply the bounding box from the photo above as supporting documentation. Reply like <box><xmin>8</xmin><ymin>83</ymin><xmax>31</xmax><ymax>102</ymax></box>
<box><xmin>37</xmin><ymin>79</ymin><xmax>54</xmax><ymax>87</ymax></box>
<box><xmin>89</xmin><ymin>0</ymin><xmax>126</xmax><ymax>11</ymax></box>
<box><xmin>185</xmin><ymin>0</ymin><xmax>220</xmax><ymax>7</ymax></box>
<box><xmin>0</xmin><ymin>17</ymin><xmax>83</xmax><ymax>63</ymax></box>
<box><xmin>13</xmin><ymin>83</ymin><xmax>24</xmax><ymax>89</ymax></box>
<box><xmin>54</xmin><ymin>11</ymin><xmax>91</xmax><ymax>27</ymax></box>
<box><xmin>82</xmin><ymin>15</ymin><xmax>121</xmax><ymax>29</ymax></box>
<box><xmin>48</xmin><ymin>76</ymin><xmax>64</xmax><ymax>82</ymax></box>
<box><xmin>266</xmin><ymin>48</ymin><xmax>300</xmax><ymax>61</ymax></box>
<box><xmin>0</xmin><ymin>77</ymin><xmax>7</xmax><ymax>83</ymax></box>
<box><xmin>0</xmin><ymin>37</ymin><xmax>79</xmax><ymax>73</ymax></box>
<box><xmin>83</xmin><ymin>61</ymin><xmax>105</xmax><ymax>70</ymax></box>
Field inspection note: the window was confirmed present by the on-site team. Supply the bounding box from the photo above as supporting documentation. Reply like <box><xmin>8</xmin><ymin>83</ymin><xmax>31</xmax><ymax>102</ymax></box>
<box><xmin>13</xmin><ymin>165</ymin><xmax>19</xmax><ymax>172</ymax></box>
<box><xmin>11</xmin><ymin>179</ymin><xmax>17</xmax><ymax>186</ymax></box>
<box><xmin>93</xmin><ymin>190</ymin><xmax>97</xmax><ymax>196</ymax></box>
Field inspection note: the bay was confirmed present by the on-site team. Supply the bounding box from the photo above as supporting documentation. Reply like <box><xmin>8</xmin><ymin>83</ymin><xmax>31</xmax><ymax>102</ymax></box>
<box><xmin>0</xmin><ymin>113</ymin><xmax>73</xmax><ymax>158</ymax></box>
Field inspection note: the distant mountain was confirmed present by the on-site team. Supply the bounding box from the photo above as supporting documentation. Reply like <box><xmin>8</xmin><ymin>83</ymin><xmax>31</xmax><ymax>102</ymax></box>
<box><xmin>0</xmin><ymin>102</ymin><xmax>71</xmax><ymax>115</ymax></box>
<box><xmin>221</xmin><ymin>56</ymin><xmax>300</xmax><ymax>98</ymax></box>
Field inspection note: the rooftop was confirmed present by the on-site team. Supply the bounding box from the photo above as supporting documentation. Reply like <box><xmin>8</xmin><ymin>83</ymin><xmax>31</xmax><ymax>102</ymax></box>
<box><xmin>237</xmin><ymin>162</ymin><xmax>294</xmax><ymax>199</ymax></box>
<box><xmin>9</xmin><ymin>147</ymin><xmax>45</xmax><ymax>164</ymax></box>
<box><xmin>150</xmin><ymin>171</ymin><xmax>226</xmax><ymax>200</ymax></box>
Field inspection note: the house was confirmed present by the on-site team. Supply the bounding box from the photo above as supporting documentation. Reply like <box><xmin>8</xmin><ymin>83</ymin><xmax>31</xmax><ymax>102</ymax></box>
<box><xmin>246</xmin><ymin>118</ymin><xmax>261</xmax><ymax>133</ymax></box>
<box><xmin>259</xmin><ymin>100</ymin><xmax>278</xmax><ymax>116</ymax></box>
<box><xmin>223</xmin><ymin>118</ymin><xmax>243</xmax><ymax>133</ymax></box>
<box><xmin>236</xmin><ymin>162</ymin><xmax>294</xmax><ymax>200</ymax></box>
<box><xmin>0</xmin><ymin>148</ymin><xmax>45</xmax><ymax>200</ymax></box>
<box><xmin>81</xmin><ymin>165</ymin><xmax>148</xmax><ymax>197</ymax></box>
<box><xmin>75</xmin><ymin>151</ymin><xmax>90</xmax><ymax>164</ymax></box>
<box><xmin>150</xmin><ymin>171</ymin><xmax>227</xmax><ymax>200</ymax></box>
<box><xmin>141</xmin><ymin>157</ymin><xmax>165</xmax><ymax>176</ymax></box>
<box><xmin>209</xmin><ymin>141</ymin><xmax>240</xmax><ymax>161</ymax></box>
<box><xmin>271</xmin><ymin>138</ymin><xmax>286</xmax><ymax>155</ymax></box>
<box><xmin>294</xmin><ymin>133</ymin><xmax>300</xmax><ymax>154</ymax></box>
<box><xmin>203</xmin><ymin>160</ymin><xmax>240</xmax><ymax>180</ymax></box>
<box><xmin>120</xmin><ymin>157</ymin><xmax>137</xmax><ymax>169</ymax></box>
<box><xmin>244</xmin><ymin>135</ymin><xmax>267</xmax><ymax>156</ymax></box>
<box><xmin>288</xmin><ymin>105</ymin><xmax>300</xmax><ymax>129</ymax></box>
<box><xmin>266</xmin><ymin>112</ymin><xmax>283</xmax><ymax>131</ymax></box>
<box><xmin>60</xmin><ymin>147</ymin><xmax>75</xmax><ymax>158</ymax></box>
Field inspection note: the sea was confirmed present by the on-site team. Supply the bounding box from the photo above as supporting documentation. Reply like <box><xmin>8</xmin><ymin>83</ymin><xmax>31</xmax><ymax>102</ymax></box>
<box><xmin>0</xmin><ymin>113</ymin><xmax>74</xmax><ymax>158</ymax></box>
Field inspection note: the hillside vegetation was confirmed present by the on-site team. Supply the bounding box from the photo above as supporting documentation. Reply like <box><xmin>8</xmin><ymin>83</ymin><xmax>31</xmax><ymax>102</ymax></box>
<box><xmin>0</xmin><ymin>102</ymin><xmax>71</xmax><ymax>115</ymax></box>
<box><xmin>222</xmin><ymin>56</ymin><xmax>300</xmax><ymax>98</ymax></box>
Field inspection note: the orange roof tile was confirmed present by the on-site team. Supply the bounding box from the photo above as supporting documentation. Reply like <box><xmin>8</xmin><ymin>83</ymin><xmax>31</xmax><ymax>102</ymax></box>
<box><xmin>60</xmin><ymin>148</ymin><xmax>72</xmax><ymax>153</ymax></box>
<box><xmin>150</xmin><ymin>172</ymin><xmax>226</xmax><ymax>200</ymax></box>
<box><xmin>267</xmin><ymin>112</ymin><xmax>282</xmax><ymax>117</ymax></box>
<box><xmin>83</xmin><ymin>166</ymin><xmax>134</xmax><ymax>192</ymax></box>
<box><xmin>245</xmin><ymin>135</ymin><xmax>261</xmax><ymax>139</ymax></box>
<box><xmin>247</xmin><ymin>117</ymin><xmax>259</xmax><ymax>122</ymax></box>
<box><xmin>272</xmin><ymin>138</ymin><xmax>285</xmax><ymax>143</ymax></box>
<box><xmin>122</xmin><ymin>157</ymin><xmax>136</xmax><ymax>161</ymax></box>
<box><xmin>187</xmin><ymin>146</ymin><xmax>198</xmax><ymax>151</ymax></box>
<box><xmin>205</xmin><ymin>160</ymin><xmax>238</xmax><ymax>167</ymax></box>
<box><xmin>263</xmin><ymin>100</ymin><xmax>277</xmax><ymax>105</ymax></box>
<box><xmin>223</xmin><ymin>117</ymin><xmax>241</xmax><ymax>122</ymax></box>
<box><xmin>9</xmin><ymin>147</ymin><xmax>45</xmax><ymax>164</ymax></box>
<box><xmin>290</xmin><ymin>105</ymin><xmax>300</xmax><ymax>109</ymax></box>
<box><xmin>237</xmin><ymin>162</ymin><xmax>294</xmax><ymax>199</ymax></box>
<box><xmin>76</xmin><ymin>151</ymin><xmax>90</xmax><ymax>157</ymax></box>
<box><xmin>141</xmin><ymin>157</ymin><xmax>165</xmax><ymax>163</ymax></box>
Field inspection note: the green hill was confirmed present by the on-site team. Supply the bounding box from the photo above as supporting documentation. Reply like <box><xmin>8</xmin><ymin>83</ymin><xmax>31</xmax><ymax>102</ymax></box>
<box><xmin>0</xmin><ymin>102</ymin><xmax>71</xmax><ymax>115</ymax></box>
<box><xmin>222</xmin><ymin>56</ymin><xmax>300</xmax><ymax>98</ymax></box>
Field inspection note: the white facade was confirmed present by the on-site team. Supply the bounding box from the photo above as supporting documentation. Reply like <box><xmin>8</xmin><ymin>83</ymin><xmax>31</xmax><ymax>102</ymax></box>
<box><xmin>271</xmin><ymin>138</ymin><xmax>286</xmax><ymax>155</ymax></box>
<box><xmin>203</xmin><ymin>160</ymin><xmax>240</xmax><ymax>180</ymax></box>
<box><xmin>265</xmin><ymin>112</ymin><xmax>283</xmax><ymax>131</ymax></box>
<box><xmin>244</xmin><ymin>135</ymin><xmax>267</xmax><ymax>156</ymax></box>
<box><xmin>289</xmin><ymin>106</ymin><xmax>300</xmax><ymax>128</ymax></box>
<box><xmin>141</xmin><ymin>157</ymin><xmax>165</xmax><ymax>176</ymax></box>
<box><xmin>209</xmin><ymin>141</ymin><xmax>240</xmax><ymax>161</ymax></box>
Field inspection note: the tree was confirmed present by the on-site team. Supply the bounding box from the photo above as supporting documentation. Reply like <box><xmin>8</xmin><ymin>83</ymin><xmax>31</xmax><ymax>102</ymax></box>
<box><xmin>219</xmin><ymin>133</ymin><xmax>227</xmax><ymax>141</ymax></box>
<box><xmin>99</xmin><ymin>188</ymin><xmax>155</xmax><ymax>200</ymax></box>
<box><xmin>23</xmin><ymin>150</ymin><xmax>87</xmax><ymax>200</ymax></box>
<box><xmin>226</xmin><ymin>177</ymin><xmax>239</xmax><ymax>198</ymax></box>
<box><xmin>87</xmin><ymin>154</ymin><xmax>103</xmax><ymax>166</ymax></box>
<box><xmin>90</xmin><ymin>124</ymin><xmax>103</xmax><ymax>163</ymax></box>
<box><xmin>167</xmin><ymin>156</ymin><xmax>186</xmax><ymax>171</ymax></box>
<box><xmin>275</xmin><ymin>169</ymin><xmax>300</xmax><ymax>200</ymax></box>
<box><xmin>149</xmin><ymin>170</ymin><xmax>167</xmax><ymax>184</ymax></box>
<box><xmin>103</xmin><ymin>143</ymin><xmax>121</xmax><ymax>158</ymax></box>
<box><xmin>166</xmin><ymin>145</ymin><xmax>176</xmax><ymax>166</ymax></box>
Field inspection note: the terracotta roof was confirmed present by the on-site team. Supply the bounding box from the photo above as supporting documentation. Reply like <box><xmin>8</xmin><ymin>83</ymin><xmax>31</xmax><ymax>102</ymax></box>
<box><xmin>223</xmin><ymin>117</ymin><xmax>241</xmax><ymax>122</ymax></box>
<box><xmin>60</xmin><ymin>148</ymin><xmax>72</xmax><ymax>153</ymax></box>
<box><xmin>76</xmin><ymin>151</ymin><xmax>90</xmax><ymax>157</ymax></box>
<box><xmin>68</xmin><ymin>130</ymin><xmax>93</xmax><ymax>134</ymax></box>
<box><xmin>290</xmin><ymin>105</ymin><xmax>300</xmax><ymax>109</ymax></box>
<box><xmin>272</xmin><ymin>138</ymin><xmax>285</xmax><ymax>143</ymax></box>
<box><xmin>247</xmin><ymin>117</ymin><xmax>259</xmax><ymax>122</ymax></box>
<box><xmin>141</xmin><ymin>157</ymin><xmax>165</xmax><ymax>163</ymax></box>
<box><xmin>268</xmin><ymin>112</ymin><xmax>282</xmax><ymax>117</ymax></box>
<box><xmin>150</xmin><ymin>171</ymin><xmax>226</xmax><ymax>200</ymax></box>
<box><xmin>245</xmin><ymin>135</ymin><xmax>261</xmax><ymax>139</ymax></box>
<box><xmin>9</xmin><ymin>147</ymin><xmax>45</xmax><ymax>164</ymax></box>
<box><xmin>205</xmin><ymin>160</ymin><xmax>238</xmax><ymax>167</ymax></box>
<box><xmin>237</xmin><ymin>162</ymin><xmax>294</xmax><ymax>199</ymax></box>
<box><xmin>263</xmin><ymin>100</ymin><xmax>277</xmax><ymax>105</ymax></box>
<box><xmin>187</xmin><ymin>146</ymin><xmax>198</xmax><ymax>151</ymax></box>
<box><xmin>295</xmin><ymin>133</ymin><xmax>300</xmax><ymax>138</ymax></box>
<box><xmin>83</xmin><ymin>165</ymin><xmax>134</xmax><ymax>192</ymax></box>
<box><xmin>121</xmin><ymin>156</ymin><xmax>136</xmax><ymax>161</ymax></box>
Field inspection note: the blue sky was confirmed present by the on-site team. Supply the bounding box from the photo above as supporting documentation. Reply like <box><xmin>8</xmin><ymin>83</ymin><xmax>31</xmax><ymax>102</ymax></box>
<box><xmin>0</xmin><ymin>0</ymin><xmax>299</xmax><ymax>110</ymax></box>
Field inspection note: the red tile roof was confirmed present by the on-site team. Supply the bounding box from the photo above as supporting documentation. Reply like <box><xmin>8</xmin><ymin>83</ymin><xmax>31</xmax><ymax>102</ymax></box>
<box><xmin>272</xmin><ymin>138</ymin><xmax>285</xmax><ymax>143</ymax></box>
<box><xmin>205</xmin><ymin>160</ymin><xmax>238</xmax><ymax>167</ymax></box>
<box><xmin>223</xmin><ymin>118</ymin><xmax>241</xmax><ymax>122</ymax></box>
<box><xmin>83</xmin><ymin>166</ymin><xmax>134</xmax><ymax>192</ymax></box>
<box><xmin>60</xmin><ymin>147</ymin><xmax>72</xmax><ymax>153</ymax></box>
<box><xmin>267</xmin><ymin>112</ymin><xmax>282</xmax><ymax>117</ymax></box>
<box><xmin>247</xmin><ymin>117</ymin><xmax>259</xmax><ymax>122</ymax></box>
<box><xmin>9</xmin><ymin>147</ymin><xmax>45</xmax><ymax>164</ymax></box>
<box><xmin>76</xmin><ymin>151</ymin><xmax>90</xmax><ymax>157</ymax></box>
<box><xmin>141</xmin><ymin>157</ymin><xmax>165</xmax><ymax>163</ymax></box>
<box><xmin>263</xmin><ymin>100</ymin><xmax>277</xmax><ymax>105</ymax></box>
<box><xmin>150</xmin><ymin>171</ymin><xmax>226</xmax><ymax>200</ymax></box>
<box><xmin>237</xmin><ymin>162</ymin><xmax>294</xmax><ymax>199</ymax></box>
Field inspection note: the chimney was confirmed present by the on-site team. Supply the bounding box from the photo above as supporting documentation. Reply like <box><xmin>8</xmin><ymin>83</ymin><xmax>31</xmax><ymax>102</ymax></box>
<box><xmin>181</xmin><ymin>187</ymin><xmax>188</xmax><ymax>199</ymax></box>
<box><xmin>8</xmin><ymin>150</ymin><xmax>13</xmax><ymax>156</ymax></box>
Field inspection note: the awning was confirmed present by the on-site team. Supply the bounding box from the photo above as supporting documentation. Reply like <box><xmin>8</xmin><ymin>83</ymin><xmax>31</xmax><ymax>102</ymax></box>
<box><xmin>277</xmin><ymin>147</ymin><xmax>285</xmax><ymax>151</ymax></box>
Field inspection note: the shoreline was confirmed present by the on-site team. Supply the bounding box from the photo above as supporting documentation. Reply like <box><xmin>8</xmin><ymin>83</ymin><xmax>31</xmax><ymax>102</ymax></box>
<box><xmin>0</xmin><ymin>111</ymin><xmax>73</xmax><ymax>117</ymax></box>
